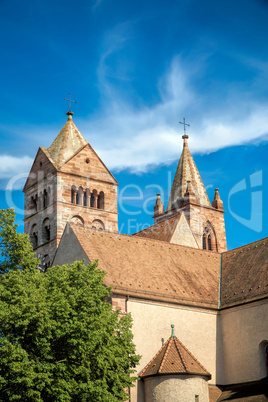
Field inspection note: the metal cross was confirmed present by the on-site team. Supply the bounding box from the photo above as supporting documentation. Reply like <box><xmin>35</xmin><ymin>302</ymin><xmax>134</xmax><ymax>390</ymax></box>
<box><xmin>179</xmin><ymin>117</ymin><xmax>190</xmax><ymax>135</ymax></box>
<box><xmin>64</xmin><ymin>93</ymin><xmax>76</xmax><ymax>112</ymax></box>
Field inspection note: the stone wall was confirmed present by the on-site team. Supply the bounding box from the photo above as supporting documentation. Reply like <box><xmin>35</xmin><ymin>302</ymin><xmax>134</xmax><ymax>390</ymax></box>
<box><xmin>127</xmin><ymin>298</ymin><xmax>218</xmax><ymax>402</ymax></box>
<box><xmin>217</xmin><ymin>299</ymin><xmax>268</xmax><ymax>384</ymax></box>
<box><xmin>143</xmin><ymin>375</ymin><xmax>209</xmax><ymax>402</ymax></box>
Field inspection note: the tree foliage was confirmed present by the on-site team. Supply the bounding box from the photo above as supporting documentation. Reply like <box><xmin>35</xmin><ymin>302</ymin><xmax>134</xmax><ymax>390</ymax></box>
<box><xmin>0</xmin><ymin>208</ymin><xmax>39</xmax><ymax>274</ymax></box>
<box><xmin>0</xmin><ymin>210</ymin><xmax>140</xmax><ymax>401</ymax></box>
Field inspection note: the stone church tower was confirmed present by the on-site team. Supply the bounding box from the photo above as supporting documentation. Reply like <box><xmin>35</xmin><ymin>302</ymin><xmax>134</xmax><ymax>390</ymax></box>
<box><xmin>23</xmin><ymin>111</ymin><xmax>118</xmax><ymax>268</ymax></box>
<box><xmin>153</xmin><ymin>134</ymin><xmax>227</xmax><ymax>253</ymax></box>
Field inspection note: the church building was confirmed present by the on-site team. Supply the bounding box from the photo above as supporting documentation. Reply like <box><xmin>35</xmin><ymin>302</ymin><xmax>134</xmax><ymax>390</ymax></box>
<box><xmin>23</xmin><ymin>111</ymin><xmax>268</xmax><ymax>402</ymax></box>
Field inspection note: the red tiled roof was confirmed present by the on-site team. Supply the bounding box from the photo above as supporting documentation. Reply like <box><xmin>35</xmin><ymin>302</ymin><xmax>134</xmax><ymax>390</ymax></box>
<box><xmin>59</xmin><ymin>224</ymin><xmax>268</xmax><ymax>309</ymax></box>
<box><xmin>139</xmin><ymin>333</ymin><xmax>211</xmax><ymax>379</ymax></box>
<box><xmin>209</xmin><ymin>385</ymin><xmax>222</xmax><ymax>402</ymax></box>
<box><xmin>69</xmin><ymin>223</ymin><xmax>221</xmax><ymax>308</ymax></box>
<box><xmin>221</xmin><ymin>237</ymin><xmax>268</xmax><ymax>307</ymax></box>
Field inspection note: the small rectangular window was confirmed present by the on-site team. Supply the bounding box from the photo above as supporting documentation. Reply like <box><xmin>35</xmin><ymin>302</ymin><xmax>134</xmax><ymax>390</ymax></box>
<box><xmin>195</xmin><ymin>396</ymin><xmax>199</xmax><ymax>402</ymax></box>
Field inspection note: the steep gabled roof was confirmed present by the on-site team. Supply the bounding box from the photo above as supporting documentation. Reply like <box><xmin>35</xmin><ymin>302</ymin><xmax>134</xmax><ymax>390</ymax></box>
<box><xmin>139</xmin><ymin>328</ymin><xmax>211</xmax><ymax>379</ymax></box>
<box><xmin>133</xmin><ymin>213</ymin><xmax>198</xmax><ymax>248</ymax></box>
<box><xmin>221</xmin><ymin>237</ymin><xmax>268</xmax><ymax>308</ymax></box>
<box><xmin>167</xmin><ymin>135</ymin><xmax>211</xmax><ymax>210</ymax></box>
<box><xmin>45</xmin><ymin>113</ymin><xmax>87</xmax><ymax>168</ymax></box>
<box><xmin>54</xmin><ymin>223</ymin><xmax>221</xmax><ymax>309</ymax></box>
<box><xmin>133</xmin><ymin>215</ymin><xmax>180</xmax><ymax>242</ymax></box>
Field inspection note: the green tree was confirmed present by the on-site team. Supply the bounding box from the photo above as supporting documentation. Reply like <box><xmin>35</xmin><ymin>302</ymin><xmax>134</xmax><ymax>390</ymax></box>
<box><xmin>0</xmin><ymin>209</ymin><xmax>140</xmax><ymax>401</ymax></box>
<box><xmin>0</xmin><ymin>208</ymin><xmax>39</xmax><ymax>274</ymax></box>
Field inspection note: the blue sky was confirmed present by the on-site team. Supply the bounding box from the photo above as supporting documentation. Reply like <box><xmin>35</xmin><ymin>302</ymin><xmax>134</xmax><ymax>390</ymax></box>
<box><xmin>0</xmin><ymin>0</ymin><xmax>267</xmax><ymax>250</ymax></box>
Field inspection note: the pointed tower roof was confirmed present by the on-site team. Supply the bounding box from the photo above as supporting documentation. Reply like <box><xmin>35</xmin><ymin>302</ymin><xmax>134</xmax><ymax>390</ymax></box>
<box><xmin>45</xmin><ymin>112</ymin><xmax>88</xmax><ymax>168</ymax></box>
<box><xmin>167</xmin><ymin>135</ymin><xmax>211</xmax><ymax>210</ymax></box>
<box><xmin>139</xmin><ymin>325</ymin><xmax>211</xmax><ymax>379</ymax></box>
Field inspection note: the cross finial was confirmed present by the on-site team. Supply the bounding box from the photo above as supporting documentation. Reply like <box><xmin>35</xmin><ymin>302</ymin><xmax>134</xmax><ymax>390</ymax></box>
<box><xmin>179</xmin><ymin>117</ymin><xmax>190</xmax><ymax>136</ymax></box>
<box><xmin>64</xmin><ymin>93</ymin><xmax>76</xmax><ymax>113</ymax></box>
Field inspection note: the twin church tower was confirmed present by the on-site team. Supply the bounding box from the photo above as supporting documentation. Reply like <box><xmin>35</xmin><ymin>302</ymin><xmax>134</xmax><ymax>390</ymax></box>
<box><xmin>23</xmin><ymin>111</ymin><xmax>227</xmax><ymax>268</ymax></box>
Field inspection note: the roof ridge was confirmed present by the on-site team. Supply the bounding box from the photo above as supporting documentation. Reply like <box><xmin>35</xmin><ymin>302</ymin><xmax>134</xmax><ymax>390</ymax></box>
<box><xmin>175</xmin><ymin>337</ymin><xmax>210</xmax><ymax>374</ymax></box>
<box><xmin>174</xmin><ymin>338</ymin><xmax>188</xmax><ymax>372</ymax></box>
<box><xmin>222</xmin><ymin>236</ymin><xmax>268</xmax><ymax>254</ymax></box>
<box><xmin>133</xmin><ymin>215</ymin><xmax>180</xmax><ymax>236</ymax></box>
<box><xmin>138</xmin><ymin>341</ymin><xmax>168</xmax><ymax>377</ymax></box>
<box><xmin>40</xmin><ymin>147</ymin><xmax>57</xmax><ymax>169</ymax></box>
<box><xmin>159</xmin><ymin>338</ymin><xmax>171</xmax><ymax>373</ymax></box>
<box><xmin>57</xmin><ymin>143</ymin><xmax>88</xmax><ymax>168</ymax></box>
<box><xmin>186</xmin><ymin>146</ymin><xmax>211</xmax><ymax>206</ymax></box>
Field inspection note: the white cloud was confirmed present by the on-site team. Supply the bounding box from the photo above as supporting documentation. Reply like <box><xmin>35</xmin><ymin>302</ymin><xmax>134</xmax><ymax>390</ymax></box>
<box><xmin>79</xmin><ymin>57</ymin><xmax>268</xmax><ymax>172</ymax></box>
<box><xmin>1</xmin><ymin>55</ymin><xmax>268</xmax><ymax>186</ymax></box>
<box><xmin>0</xmin><ymin>155</ymin><xmax>33</xmax><ymax>189</ymax></box>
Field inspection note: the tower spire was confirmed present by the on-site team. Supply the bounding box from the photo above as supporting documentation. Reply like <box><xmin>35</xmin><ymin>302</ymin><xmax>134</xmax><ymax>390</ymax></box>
<box><xmin>167</xmin><ymin>134</ymin><xmax>211</xmax><ymax>210</ymax></box>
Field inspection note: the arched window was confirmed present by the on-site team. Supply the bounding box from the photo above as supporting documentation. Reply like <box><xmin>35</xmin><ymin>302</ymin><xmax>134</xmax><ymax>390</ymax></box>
<box><xmin>77</xmin><ymin>187</ymin><xmax>83</xmax><ymax>205</ymax></box>
<box><xmin>203</xmin><ymin>233</ymin><xmax>207</xmax><ymax>250</ymax></box>
<box><xmin>71</xmin><ymin>185</ymin><xmax>77</xmax><ymax>204</ymax></box>
<box><xmin>90</xmin><ymin>190</ymin><xmax>98</xmax><ymax>208</ymax></box>
<box><xmin>30</xmin><ymin>194</ymin><xmax>38</xmax><ymax>213</ymax></box>
<box><xmin>47</xmin><ymin>187</ymin><xmax>51</xmax><ymax>205</ymax></box>
<box><xmin>259</xmin><ymin>340</ymin><xmax>268</xmax><ymax>379</ymax></box>
<box><xmin>39</xmin><ymin>192</ymin><xmax>43</xmax><ymax>210</ymax></box>
<box><xmin>70</xmin><ymin>215</ymin><xmax>84</xmax><ymax>226</ymax></box>
<box><xmin>84</xmin><ymin>189</ymin><xmax>90</xmax><ymax>207</ymax></box>
<box><xmin>42</xmin><ymin>218</ymin><xmax>50</xmax><ymax>243</ymax></box>
<box><xmin>30</xmin><ymin>224</ymin><xmax>38</xmax><ymax>249</ymax></box>
<box><xmin>97</xmin><ymin>191</ymin><xmax>105</xmax><ymax>209</ymax></box>
<box><xmin>202</xmin><ymin>223</ymin><xmax>217</xmax><ymax>251</ymax></box>
<box><xmin>43</xmin><ymin>189</ymin><xmax>48</xmax><ymax>208</ymax></box>
<box><xmin>92</xmin><ymin>219</ymin><xmax>105</xmax><ymax>230</ymax></box>
<box><xmin>208</xmin><ymin>234</ymin><xmax>212</xmax><ymax>250</ymax></box>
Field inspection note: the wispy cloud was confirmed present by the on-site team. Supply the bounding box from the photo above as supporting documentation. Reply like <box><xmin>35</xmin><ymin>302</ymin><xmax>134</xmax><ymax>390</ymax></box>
<box><xmin>0</xmin><ymin>155</ymin><xmax>33</xmax><ymax>179</ymax></box>
<box><xmin>0</xmin><ymin>155</ymin><xmax>33</xmax><ymax>190</ymax></box>
<box><xmin>1</xmin><ymin>52</ymin><xmax>268</xmax><ymax>187</ymax></box>
<box><xmin>80</xmin><ymin>55</ymin><xmax>268</xmax><ymax>172</ymax></box>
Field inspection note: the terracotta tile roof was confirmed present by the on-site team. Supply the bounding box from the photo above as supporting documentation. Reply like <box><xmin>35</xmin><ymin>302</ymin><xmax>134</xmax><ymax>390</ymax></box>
<box><xmin>167</xmin><ymin>137</ymin><xmax>211</xmax><ymax>210</ymax></box>
<box><xmin>221</xmin><ymin>237</ymin><xmax>268</xmax><ymax>307</ymax></box>
<box><xmin>69</xmin><ymin>223</ymin><xmax>221</xmax><ymax>308</ymax></box>
<box><xmin>45</xmin><ymin>115</ymin><xmax>87</xmax><ymax>168</ymax></box>
<box><xmin>209</xmin><ymin>385</ymin><xmax>222</xmax><ymax>402</ymax></box>
<box><xmin>139</xmin><ymin>333</ymin><xmax>211</xmax><ymax>379</ymax></box>
<box><xmin>133</xmin><ymin>215</ymin><xmax>180</xmax><ymax>242</ymax></box>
